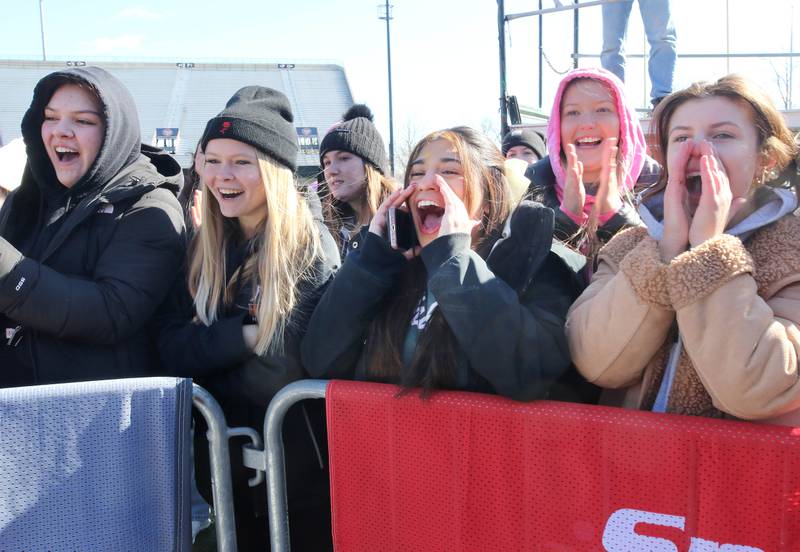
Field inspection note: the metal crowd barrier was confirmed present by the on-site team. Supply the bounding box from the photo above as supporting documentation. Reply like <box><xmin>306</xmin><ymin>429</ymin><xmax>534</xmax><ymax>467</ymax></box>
<box><xmin>192</xmin><ymin>384</ymin><xmax>263</xmax><ymax>552</ymax></box>
<box><xmin>0</xmin><ymin>380</ymin><xmax>260</xmax><ymax>552</ymax></box>
<box><xmin>1</xmin><ymin>378</ymin><xmax>197</xmax><ymax>550</ymax></box>
<box><xmin>232</xmin><ymin>379</ymin><xmax>328</xmax><ymax>552</ymax></box>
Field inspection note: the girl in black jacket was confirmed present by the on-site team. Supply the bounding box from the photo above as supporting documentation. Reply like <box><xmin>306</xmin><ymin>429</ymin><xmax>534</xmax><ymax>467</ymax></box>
<box><xmin>157</xmin><ymin>86</ymin><xmax>339</xmax><ymax>550</ymax></box>
<box><xmin>302</xmin><ymin>127</ymin><xmax>582</xmax><ymax>401</ymax></box>
<box><xmin>0</xmin><ymin>66</ymin><xmax>184</xmax><ymax>386</ymax></box>
<box><xmin>318</xmin><ymin>104</ymin><xmax>396</xmax><ymax>259</ymax></box>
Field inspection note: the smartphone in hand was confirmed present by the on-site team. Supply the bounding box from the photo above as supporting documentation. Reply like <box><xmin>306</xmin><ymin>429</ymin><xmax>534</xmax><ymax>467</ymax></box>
<box><xmin>388</xmin><ymin>207</ymin><xmax>418</xmax><ymax>250</ymax></box>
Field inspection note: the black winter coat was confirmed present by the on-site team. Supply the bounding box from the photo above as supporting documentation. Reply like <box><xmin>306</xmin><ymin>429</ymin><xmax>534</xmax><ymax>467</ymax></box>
<box><xmin>0</xmin><ymin>67</ymin><xmax>185</xmax><ymax>387</ymax></box>
<box><xmin>301</xmin><ymin>200</ymin><xmax>586</xmax><ymax>402</ymax></box>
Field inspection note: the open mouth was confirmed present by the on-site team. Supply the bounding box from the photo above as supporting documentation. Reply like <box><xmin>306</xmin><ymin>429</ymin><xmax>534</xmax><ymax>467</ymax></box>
<box><xmin>575</xmin><ymin>136</ymin><xmax>603</xmax><ymax>148</ymax></box>
<box><xmin>686</xmin><ymin>173</ymin><xmax>702</xmax><ymax>196</ymax></box>
<box><xmin>55</xmin><ymin>146</ymin><xmax>78</xmax><ymax>162</ymax></box>
<box><xmin>218</xmin><ymin>188</ymin><xmax>244</xmax><ymax>200</ymax></box>
<box><xmin>416</xmin><ymin>199</ymin><xmax>445</xmax><ymax>235</ymax></box>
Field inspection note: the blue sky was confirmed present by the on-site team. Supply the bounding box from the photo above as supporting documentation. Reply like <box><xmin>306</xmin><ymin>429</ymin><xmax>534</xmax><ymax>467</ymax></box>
<box><xmin>1</xmin><ymin>0</ymin><xmax>798</xmax><ymax>146</ymax></box>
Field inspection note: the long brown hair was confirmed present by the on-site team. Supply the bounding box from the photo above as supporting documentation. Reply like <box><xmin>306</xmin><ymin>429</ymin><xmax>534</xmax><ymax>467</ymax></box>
<box><xmin>360</xmin><ymin>127</ymin><xmax>511</xmax><ymax>392</ymax></box>
<box><xmin>645</xmin><ymin>74</ymin><xmax>800</xmax><ymax>201</ymax></box>
<box><xmin>320</xmin><ymin>163</ymin><xmax>396</xmax><ymax>249</ymax></box>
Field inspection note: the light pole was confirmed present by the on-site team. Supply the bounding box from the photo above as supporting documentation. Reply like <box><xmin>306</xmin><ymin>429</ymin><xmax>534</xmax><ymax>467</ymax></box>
<box><xmin>377</xmin><ymin>2</ymin><xmax>395</xmax><ymax>174</ymax></box>
<box><xmin>39</xmin><ymin>0</ymin><xmax>47</xmax><ymax>61</ymax></box>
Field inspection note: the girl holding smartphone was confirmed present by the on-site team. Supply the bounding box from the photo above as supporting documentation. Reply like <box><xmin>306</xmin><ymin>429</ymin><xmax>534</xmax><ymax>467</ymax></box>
<box><xmin>303</xmin><ymin>127</ymin><xmax>582</xmax><ymax>401</ymax></box>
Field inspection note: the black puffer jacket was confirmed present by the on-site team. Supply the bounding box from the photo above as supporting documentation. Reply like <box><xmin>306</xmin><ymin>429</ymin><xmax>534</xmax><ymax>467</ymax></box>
<box><xmin>0</xmin><ymin>66</ymin><xmax>185</xmax><ymax>387</ymax></box>
<box><xmin>525</xmin><ymin>154</ymin><xmax>660</xmax><ymax>245</ymax></box>
<box><xmin>301</xmin><ymin>200</ymin><xmax>587</xmax><ymax>402</ymax></box>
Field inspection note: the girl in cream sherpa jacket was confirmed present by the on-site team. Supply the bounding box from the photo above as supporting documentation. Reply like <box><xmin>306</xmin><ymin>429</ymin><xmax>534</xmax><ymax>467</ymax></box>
<box><xmin>566</xmin><ymin>74</ymin><xmax>800</xmax><ymax>424</ymax></box>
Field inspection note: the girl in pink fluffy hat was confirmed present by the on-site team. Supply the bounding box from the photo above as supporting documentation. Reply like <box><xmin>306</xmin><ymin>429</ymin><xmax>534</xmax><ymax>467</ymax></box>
<box><xmin>526</xmin><ymin>67</ymin><xmax>660</xmax><ymax>255</ymax></box>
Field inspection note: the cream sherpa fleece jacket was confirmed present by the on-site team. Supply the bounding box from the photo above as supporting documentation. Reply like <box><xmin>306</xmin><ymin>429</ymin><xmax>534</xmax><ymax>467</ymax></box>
<box><xmin>566</xmin><ymin>216</ymin><xmax>800</xmax><ymax>423</ymax></box>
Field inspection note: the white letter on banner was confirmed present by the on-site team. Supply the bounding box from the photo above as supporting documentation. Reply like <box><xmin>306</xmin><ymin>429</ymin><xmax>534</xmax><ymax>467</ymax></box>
<box><xmin>602</xmin><ymin>509</ymin><xmax>682</xmax><ymax>552</ymax></box>
<box><xmin>689</xmin><ymin>537</ymin><xmax>722</xmax><ymax>552</ymax></box>
<box><xmin>687</xmin><ymin>536</ymin><xmax>764</xmax><ymax>552</ymax></box>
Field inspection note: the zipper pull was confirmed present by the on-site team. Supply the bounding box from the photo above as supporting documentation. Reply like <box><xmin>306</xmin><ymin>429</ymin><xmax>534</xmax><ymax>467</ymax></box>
<box><xmin>5</xmin><ymin>325</ymin><xmax>23</xmax><ymax>347</ymax></box>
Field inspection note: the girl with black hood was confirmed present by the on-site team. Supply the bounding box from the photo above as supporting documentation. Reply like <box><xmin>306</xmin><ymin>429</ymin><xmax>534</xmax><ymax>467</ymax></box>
<box><xmin>157</xmin><ymin>86</ymin><xmax>339</xmax><ymax>550</ymax></box>
<box><xmin>0</xmin><ymin>66</ymin><xmax>184</xmax><ymax>386</ymax></box>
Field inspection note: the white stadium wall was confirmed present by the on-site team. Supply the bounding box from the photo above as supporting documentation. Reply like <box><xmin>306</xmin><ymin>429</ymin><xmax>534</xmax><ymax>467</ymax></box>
<box><xmin>0</xmin><ymin>59</ymin><xmax>354</xmax><ymax>174</ymax></box>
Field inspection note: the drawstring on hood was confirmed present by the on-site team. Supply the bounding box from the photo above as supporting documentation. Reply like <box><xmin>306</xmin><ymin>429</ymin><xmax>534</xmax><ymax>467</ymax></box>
<box><xmin>546</xmin><ymin>67</ymin><xmax>648</xmax><ymax>222</ymax></box>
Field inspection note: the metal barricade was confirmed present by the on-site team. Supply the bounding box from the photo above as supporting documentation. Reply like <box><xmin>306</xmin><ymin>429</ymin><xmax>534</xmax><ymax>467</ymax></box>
<box><xmin>235</xmin><ymin>379</ymin><xmax>328</xmax><ymax>552</ymax></box>
<box><xmin>0</xmin><ymin>377</ymin><xmax>194</xmax><ymax>550</ymax></box>
<box><xmin>191</xmin><ymin>384</ymin><xmax>264</xmax><ymax>552</ymax></box>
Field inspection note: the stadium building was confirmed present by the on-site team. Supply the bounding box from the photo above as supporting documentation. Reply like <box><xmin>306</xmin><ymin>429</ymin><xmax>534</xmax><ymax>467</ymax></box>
<box><xmin>0</xmin><ymin>59</ymin><xmax>355</xmax><ymax>181</ymax></box>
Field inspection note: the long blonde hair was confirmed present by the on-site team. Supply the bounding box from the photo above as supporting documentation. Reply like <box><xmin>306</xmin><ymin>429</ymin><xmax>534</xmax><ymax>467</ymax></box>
<box><xmin>189</xmin><ymin>150</ymin><xmax>321</xmax><ymax>355</ymax></box>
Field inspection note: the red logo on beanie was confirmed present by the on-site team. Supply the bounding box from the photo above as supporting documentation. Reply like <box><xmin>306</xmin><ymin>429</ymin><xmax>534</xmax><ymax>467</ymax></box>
<box><xmin>220</xmin><ymin>121</ymin><xmax>232</xmax><ymax>135</ymax></box>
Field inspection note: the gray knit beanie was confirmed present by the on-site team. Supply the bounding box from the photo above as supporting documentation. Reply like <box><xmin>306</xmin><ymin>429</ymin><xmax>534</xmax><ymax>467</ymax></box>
<box><xmin>319</xmin><ymin>104</ymin><xmax>389</xmax><ymax>175</ymax></box>
<box><xmin>202</xmin><ymin>86</ymin><xmax>298</xmax><ymax>171</ymax></box>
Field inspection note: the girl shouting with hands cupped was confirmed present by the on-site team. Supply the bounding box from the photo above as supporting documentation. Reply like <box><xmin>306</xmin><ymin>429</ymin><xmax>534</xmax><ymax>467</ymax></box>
<box><xmin>526</xmin><ymin>68</ymin><xmax>660</xmax><ymax>257</ymax></box>
<box><xmin>567</xmin><ymin>74</ymin><xmax>800</xmax><ymax>423</ymax></box>
<box><xmin>302</xmin><ymin>127</ymin><xmax>583</xmax><ymax>401</ymax></box>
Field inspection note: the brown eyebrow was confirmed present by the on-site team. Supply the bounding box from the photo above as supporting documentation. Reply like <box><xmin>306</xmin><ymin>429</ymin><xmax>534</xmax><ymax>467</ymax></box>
<box><xmin>44</xmin><ymin>106</ymin><xmax>102</xmax><ymax>117</ymax></box>
<box><xmin>562</xmin><ymin>100</ymin><xmax>614</xmax><ymax>108</ymax></box>
<box><xmin>411</xmin><ymin>156</ymin><xmax>461</xmax><ymax>166</ymax></box>
<box><xmin>204</xmin><ymin>152</ymin><xmax>257</xmax><ymax>159</ymax></box>
<box><xmin>669</xmin><ymin>121</ymin><xmax>741</xmax><ymax>134</ymax></box>
<box><xmin>709</xmin><ymin>121</ymin><xmax>741</xmax><ymax>129</ymax></box>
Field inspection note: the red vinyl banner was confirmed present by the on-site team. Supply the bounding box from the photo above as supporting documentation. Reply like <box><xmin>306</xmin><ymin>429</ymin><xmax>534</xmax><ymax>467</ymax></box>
<box><xmin>325</xmin><ymin>380</ymin><xmax>800</xmax><ymax>551</ymax></box>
